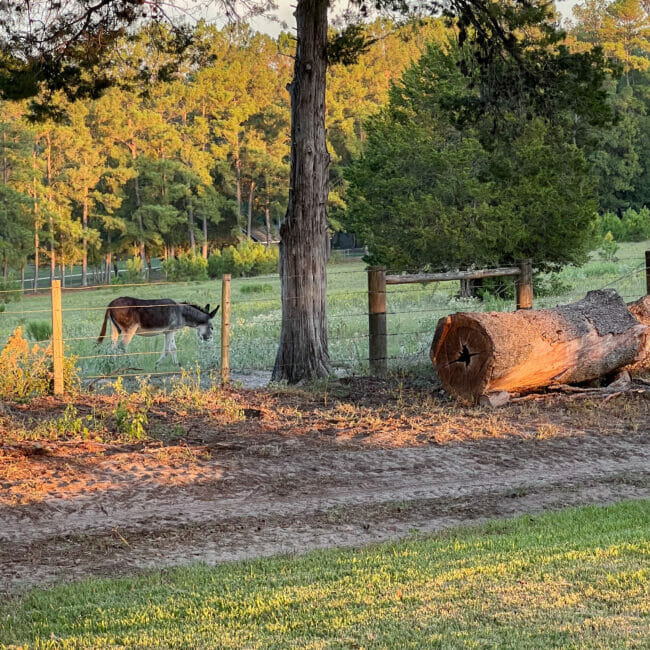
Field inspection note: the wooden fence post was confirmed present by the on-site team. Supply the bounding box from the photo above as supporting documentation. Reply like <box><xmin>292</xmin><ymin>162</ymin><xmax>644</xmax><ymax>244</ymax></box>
<box><xmin>221</xmin><ymin>274</ymin><xmax>231</xmax><ymax>384</ymax></box>
<box><xmin>368</xmin><ymin>267</ymin><xmax>387</xmax><ymax>375</ymax></box>
<box><xmin>51</xmin><ymin>279</ymin><xmax>64</xmax><ymax>396</ymax></box>
<box><xmin>645</xmin><ymin>250</ymin><xmax>650</xmax><ymax>296</ymax></box>
<box><xmin>516</xmin><ymin>259</ymin><xmax>533</xmax><ymax>310</ymax></box>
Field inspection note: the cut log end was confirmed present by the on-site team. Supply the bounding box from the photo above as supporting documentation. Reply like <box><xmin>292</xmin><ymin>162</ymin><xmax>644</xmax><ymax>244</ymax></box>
<box><xmin>430</xmin><ymin>316</ymin><xmax>494</xmax><ymax>401</ymax></box>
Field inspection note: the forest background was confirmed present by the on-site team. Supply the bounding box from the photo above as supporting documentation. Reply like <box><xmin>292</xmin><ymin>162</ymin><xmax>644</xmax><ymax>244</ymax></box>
<box><xmin>1</xmin><ymin>0</ymin><xmax>650</xmax><ymax>288</ymax></box>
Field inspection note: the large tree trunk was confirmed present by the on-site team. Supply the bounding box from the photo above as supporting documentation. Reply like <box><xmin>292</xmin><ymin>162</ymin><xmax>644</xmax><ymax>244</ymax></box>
<box><xmin>272</xmin><ymin>0</ymin><xmax>331</xmax><ymax>383</ymax></box>
<box><xmin>431</xmin><ymin>289</ymin><xmax>646</xmax><ymax>401</ymax></box>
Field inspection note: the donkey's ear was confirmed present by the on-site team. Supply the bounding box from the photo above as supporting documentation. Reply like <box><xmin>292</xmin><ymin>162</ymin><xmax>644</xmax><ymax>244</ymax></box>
<box><xmin>204</xmin><ymin>303</ymin><xmax>210</xmax><ymax>313</ymax></box>
<box><xmin>209</xmin><ymin>305</ymin><xmax>220</xmax><ymax>318</ymax></box>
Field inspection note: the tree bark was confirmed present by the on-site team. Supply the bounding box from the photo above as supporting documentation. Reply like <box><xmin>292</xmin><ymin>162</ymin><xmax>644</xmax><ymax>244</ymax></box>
<box><xmin>265</xmin><ymin>175</ymin><xmax>271</xmax><ymax>245</ymax></box>
<box><xmin>202</xmin><ymin>215</ymin><xmax>208</xmax><ymax>259</ymax></box>
<box><xmin>82</xmin><ymin>188</ymin><xmax>88</xmax><ymax>287</ymax></box>
<box><xmin>188</xmin><ymin>199</ymin><xmax>196</xmax><ymax>254</ymax></box>
<box><xmin>32</xmin><ymin>148</ymin><xmax>39</xmax><ymax>292</ymax></box>
<box><xmin>272</xmin><ymin>0</ymin><xmax>331</xmax><ymax>383</ymax></box>
<box><xmin>431</xmin><ymin>289</ymin><xmax>646</xmax><ymax>401</ymax></box>
<box><xmin>247</xmin><ymin>179</ymin><xmax>255</xmax><ymax>238</ymax></box>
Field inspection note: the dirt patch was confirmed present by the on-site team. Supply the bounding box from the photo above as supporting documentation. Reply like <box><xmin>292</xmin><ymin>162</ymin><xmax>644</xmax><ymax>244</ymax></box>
<box><xmin>1</xmin><ymin>377</ymin><xmax>649</xmax><ymax>594</ymax></box>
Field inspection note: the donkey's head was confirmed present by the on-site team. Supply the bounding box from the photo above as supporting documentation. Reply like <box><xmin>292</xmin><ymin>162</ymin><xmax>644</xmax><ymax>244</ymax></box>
<box><xmin>195</xmin><ymin>303</ymin><xmax>220</xmax><ymax>341</ymax></box>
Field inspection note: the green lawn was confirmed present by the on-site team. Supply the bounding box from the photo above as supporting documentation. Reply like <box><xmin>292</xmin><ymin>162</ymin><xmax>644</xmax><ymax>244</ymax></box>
<box><xmin>1</xmin><ymin>501</ymin><xmax>648</xmax><ymax>648</ymax></box>
<box><xmin>0</xmin><ymin>242</ymin><xmax>649</xmax><ymax>380</ymax></box>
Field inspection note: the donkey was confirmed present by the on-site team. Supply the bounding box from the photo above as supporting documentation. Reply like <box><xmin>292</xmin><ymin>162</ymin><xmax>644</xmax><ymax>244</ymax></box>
<box><xmin>97</xmin><ymin>297</ymin><xmax>219</xmax><ymax>365</ymax></box>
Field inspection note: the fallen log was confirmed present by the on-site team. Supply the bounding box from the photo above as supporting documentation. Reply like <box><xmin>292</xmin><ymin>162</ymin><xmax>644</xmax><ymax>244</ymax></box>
<box><xmin>431</xmin><ymin>289</ymin><xmax>646</xmax><ymax>401</ymax></box>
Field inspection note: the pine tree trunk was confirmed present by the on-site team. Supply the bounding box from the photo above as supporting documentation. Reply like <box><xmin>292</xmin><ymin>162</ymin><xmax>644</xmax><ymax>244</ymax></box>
<box><xmin>248</xmin><ymin>180</ymin><xmax>255</xmax><ymax>238</ymax></box>
<box><xmin>82</xmin><ymin>189</ymin><xmax>88</xmax><ymax>287</ymax></box>
<box><xmin>265</xmin><ymin>175</ymin><xmax>271</xmax><ymax>246</ymax></box>
<box><xmin>188</xmin><ymin>200</ymin><xmax>196</xmax><ymax>254</ymax></box>
<box><xmin>32</xmin><ymin>150</ymin><xmax>39</xmax><ymax>292</ymax></box>
<box><xmin>202</xmin><ymin>215</ymin><xmax>208</xmax><ymax>259</ymax></box>
<box><xmin>46</xmin><ymin>133</ymin><xmax>55</xmax><ymax>286</ymax></box>
<box><xmin>272</xmin><ymin>0</ymin><xmax>331</xmax><ymax>383</ymax></box>
<box><xmin>235</xmin><ymin>142</ymin><xmax>242</xmax><ymax>223</ymax></box>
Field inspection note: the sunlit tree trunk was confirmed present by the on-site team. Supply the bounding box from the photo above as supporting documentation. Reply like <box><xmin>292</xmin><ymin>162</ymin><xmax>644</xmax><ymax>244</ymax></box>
<box><xmin>272</xmin><ymin>0</ymin><xmax>331</xmax><ymax>383</ymax></box>
<box><xmin>202</xmin><ymin>216</ymin><xmax>208</xmax><ymax>259</ymax></box>
<box><xmin>247</xmin><ymin>179</ymin><xmax>255</xmax><ymax>238</ymax></box>
<box><xmin>82</xmin><ymin>186</ymin><xmax>88</xmax><ymax>286</ymax></box>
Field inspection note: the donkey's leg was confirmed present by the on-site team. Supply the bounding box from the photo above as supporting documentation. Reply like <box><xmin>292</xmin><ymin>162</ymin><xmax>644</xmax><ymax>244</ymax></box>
<box><xmin>110</xmin><ymin>322</ymin><xmax>121</xmax><ymax>359</ymax></box>
<box><xmin>121</xmin><ymin>325</ymin><xmax>139</xmax><ymax>357</ymax></box>
<box><xmin>156</xmin><ymin>332</ymin><xmax>171</xmax><ymax>366</ymax></box>
<box><xmin>169</xmin><ymin>332</ymin><xmax>179</xmax><ymax>366</ymax></box>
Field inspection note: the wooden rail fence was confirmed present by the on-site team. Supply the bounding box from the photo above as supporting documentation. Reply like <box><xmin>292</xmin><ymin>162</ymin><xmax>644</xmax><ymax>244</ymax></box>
<box><xmin>367</xmin><ymin>260</ymin><xmax>533</xmax><ymax>375</ymax></box>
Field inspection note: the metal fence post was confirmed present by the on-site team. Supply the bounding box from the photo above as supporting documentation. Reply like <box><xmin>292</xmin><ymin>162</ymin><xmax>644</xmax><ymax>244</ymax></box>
<box><xmin>51</xmin><ymin>279</ymin><xmax>64</xmax><ymax>395</ymax></box>
<box><xmin>368</xmin><ymin>267</ymin><xmax>387</xmax><ymax>375</ymax></box>
<box><xmin>221</xmin><ymin>274</ymin><xmax>231</xmax><ymax>384</ymax></box>
<box><xmin>516</xmin><ymin>259</ymin><xmax>533</xmax><ymax>310</ymax></box>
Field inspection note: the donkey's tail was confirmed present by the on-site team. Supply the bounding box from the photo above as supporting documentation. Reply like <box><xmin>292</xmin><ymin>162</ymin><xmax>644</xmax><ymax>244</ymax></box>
<box><xmin>97</xmin><ymin>309</ymin><xmax>110</xmax><ymax>345</ymax></box>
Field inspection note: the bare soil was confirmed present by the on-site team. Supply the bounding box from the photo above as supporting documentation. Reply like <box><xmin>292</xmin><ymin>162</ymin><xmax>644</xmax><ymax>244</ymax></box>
<box><xmin>1</xmin><ymin>377</ymin><xmax>649</xmax><ymax>595</ymax></box>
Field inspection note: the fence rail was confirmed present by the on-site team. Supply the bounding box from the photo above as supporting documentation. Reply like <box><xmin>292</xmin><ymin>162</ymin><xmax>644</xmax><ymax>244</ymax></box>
<box><xmin>369</xmin><ymin>260</ymin><xmax>533</xmax><ymax>375</ymax></box>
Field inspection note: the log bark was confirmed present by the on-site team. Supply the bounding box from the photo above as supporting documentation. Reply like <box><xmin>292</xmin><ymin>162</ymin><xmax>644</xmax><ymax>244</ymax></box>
<box><xmin>431</xmin><ymin>289</ymin><xmax>646</xmax><ymax>401</ymax></box>
<box><xmin>625</xmin><ymin>295</ymin><xmax>650</xmax><ymax>374</ymax></box>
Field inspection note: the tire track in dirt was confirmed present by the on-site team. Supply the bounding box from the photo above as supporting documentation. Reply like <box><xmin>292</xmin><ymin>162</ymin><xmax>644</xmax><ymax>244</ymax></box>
<box><xmin>1</xmin><ymin>430</ymin><xmax>649</xmax><ymax>593</ymax></box>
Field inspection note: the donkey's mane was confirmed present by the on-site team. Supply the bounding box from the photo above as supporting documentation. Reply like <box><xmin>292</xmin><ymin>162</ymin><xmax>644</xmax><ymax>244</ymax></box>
<box><xmin>181</xmin><ymin>302</ymin><xmax>207</xmax><ymax>314</ymax></box>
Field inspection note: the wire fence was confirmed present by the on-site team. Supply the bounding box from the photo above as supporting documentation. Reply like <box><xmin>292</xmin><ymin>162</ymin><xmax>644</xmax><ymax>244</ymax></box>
<box><xmin>0</xmin><ymin>251</ymin><xmax>648</xmax><ymax>391</ymax></box>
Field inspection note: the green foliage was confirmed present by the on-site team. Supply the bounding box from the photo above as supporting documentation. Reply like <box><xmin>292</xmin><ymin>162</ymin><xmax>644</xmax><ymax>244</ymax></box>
<box><xmin>162</xmin><ymin>254</ymin><xmax>208</xmax><ymax>281</ymax></box>
<box><xmin>0</xmin><ymin>277</ymin><xmax>22</xmax><ymax>303</ymax></box>
<box><xmin>595</xmin><ymin>208</ymin><xmax>650</xmax><ymax>241</ymax></box>
<box><xmin>595</xmin><ymin>211</ymin><xmax>627</xmax><ymax>240</ymax></box>
<box><xmin>26</xmin><ymin>320</ymin><xmax>52</xmax><ymax>342</ymax></box>
<box><xmin>113</xmin><ymin>399</ymin><xmax>148</xmax><ymax>442</ymax></box>
<box><xmin>111</xmin><ymin>257</ymin><xmax>145</xmax><ymax>285</ymax></box>
<box><xmin>207</xmin><ymin>241</ymin><xmax>278</xmax><ymax>278</ymax></box>
<box><xmin>345</xmin><ymin>44</ymin><xmax>599</xmax><ymax>271</ymax></box>
<box><xmin>621</xmin><ymin>207</ymin><xmax>650</xmax><ymax>241</ymax></box>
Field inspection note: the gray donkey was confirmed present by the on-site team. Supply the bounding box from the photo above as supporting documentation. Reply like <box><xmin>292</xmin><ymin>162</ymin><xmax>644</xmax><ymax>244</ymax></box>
<box><xmin>98</xmin><ymin>297</ymin><xmax>219</xmax><ymax>365</ymax></box>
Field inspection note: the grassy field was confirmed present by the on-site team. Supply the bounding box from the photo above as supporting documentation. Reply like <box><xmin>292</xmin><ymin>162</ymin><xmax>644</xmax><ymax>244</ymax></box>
<box><xmin>1</xmin><ymin>500</ymin><xmax>648</xmax><ymax>648</ymax></box>
<box><xmin>0</xmin><ymin>242</ymin><xmax>648</xmax><ymax>381</ymax></box>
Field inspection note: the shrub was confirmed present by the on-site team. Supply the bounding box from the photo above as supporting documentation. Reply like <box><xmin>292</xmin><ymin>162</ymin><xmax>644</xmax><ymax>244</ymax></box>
<box><xmin>0</xmin><ymin>327</ymin><xmax>78</xmax><ymax>400</ymax></box>
<box><xmin>621</xmin><ymin>207</ymin><xmax>650</xmax><ymax>242</ymax></box>
<box><xmin>598</xmin><ymin>231</ymin><xmax>619</xmax><ymax>262</ymax></box>
<box><xmin>111</xmin><ymin>257</ymin><xmax>145</xmax><ymax>285</ymax></box>
<box><xmin>26</xmin><ymin>320</ymin><xmax>52</xmax><ymax>341</ymax></box>
<box><xmin>0</xmin><ymin>276</ymin><xmax>22</xmax><ymax>304</ymax></box>
<box><xmin>162</xmin><ymin>253</ymin><xmax>208</xmax><ymax>281</ymax></box>
<box><xmin>208</xmin><ymin>241</ymin><xmax>278</xmax><ymax>279</ymax></box>
<box><xmin>595</xmin><ymin>212</ymin><xmax>626</xmax><ymax>240</ymax></box>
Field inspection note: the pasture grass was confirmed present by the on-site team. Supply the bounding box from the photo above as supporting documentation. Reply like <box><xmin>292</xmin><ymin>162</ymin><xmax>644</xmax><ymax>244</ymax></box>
<box><xmin>0</xmin><ymin>242</ymin><xmax>648</xmax><ymax>382</ymax></box>
<box><xmin>1</xmin><ymin>500</ymin><xmax>648</xmax><ymax>648</ymax></box>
